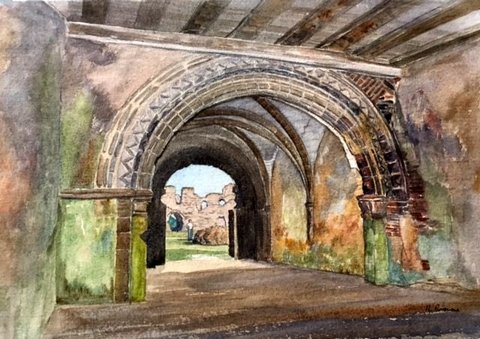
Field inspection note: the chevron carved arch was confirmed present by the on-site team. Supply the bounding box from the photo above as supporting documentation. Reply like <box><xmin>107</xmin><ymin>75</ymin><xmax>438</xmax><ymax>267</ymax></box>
<box><xmin>100</xmin><ymin>57</ymin><xmax>401</xmax><ymax>192</ymax></box>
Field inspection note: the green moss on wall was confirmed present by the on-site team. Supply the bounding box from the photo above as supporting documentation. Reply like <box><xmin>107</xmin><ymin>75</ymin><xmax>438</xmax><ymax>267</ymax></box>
<box><xmin>417</xmin><ymin>182</ymin><xmax>458</xmax><ymax>281</ymax></box>
<box><xmin>73</xmin><ymin>136</ymin><xmax>104</xmax><ymax>187</ymax></box>
<box><xmin>14</xmin><ymin>41</ymin><xmax>63</xmax><ymax>337</ymax></box>
<box><xmin>131</xmin><ymin>215</ymin><xmax>147</xmax><ymax>302</ymax></box>
<box><xmin>279</xmin><ymin>244</ymin><xmax>364</xmax><ymax>275</ymax></box>
<box><xmin>61</xmin><ymin>91</ymin><xmax>94</xmax><ymax>189</ymax></box>
<box><xmin>56</xmin><ymin>199</ymin><xmax>116</xmax><ymax>303</ymax></box>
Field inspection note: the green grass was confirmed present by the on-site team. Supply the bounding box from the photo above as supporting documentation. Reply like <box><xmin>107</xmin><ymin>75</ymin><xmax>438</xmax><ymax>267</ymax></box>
<box><xmin>166</xmin><ymin>232</ymin><xmax>231</xmax><ymax>261</ymax></box>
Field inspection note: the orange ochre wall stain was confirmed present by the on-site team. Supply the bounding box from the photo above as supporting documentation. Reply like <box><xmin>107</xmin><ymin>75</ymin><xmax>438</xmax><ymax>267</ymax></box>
<box><xmin>271</xmin><ymin>132</ymin><xmax>364</xmax><ymax>274</ymax></box>
<box><xmin>0</xmin><ymin>119</ymin><xmax>31</xmax><ymax>284</ymax></box>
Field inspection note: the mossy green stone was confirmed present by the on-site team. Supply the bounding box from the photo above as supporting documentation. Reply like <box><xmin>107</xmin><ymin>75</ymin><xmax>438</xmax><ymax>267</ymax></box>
<box><xmin>131</xmin><ymin>215</ymin><xmax>147</xmax><ymax>302</ymax></box>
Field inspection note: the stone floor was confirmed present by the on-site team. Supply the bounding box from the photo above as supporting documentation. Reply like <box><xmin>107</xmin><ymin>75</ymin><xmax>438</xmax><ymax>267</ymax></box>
<box><xmin>44</xmin><ymin>258</ymin><xmax>480</xmax><ymax>338</ymax></box>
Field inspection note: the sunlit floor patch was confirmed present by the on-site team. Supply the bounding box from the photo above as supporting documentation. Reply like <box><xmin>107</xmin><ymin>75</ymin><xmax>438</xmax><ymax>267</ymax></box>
<box><xmin>148</xmin><ymin>257</ymin><xmax>270</xmax><ymax>275</ymax></box>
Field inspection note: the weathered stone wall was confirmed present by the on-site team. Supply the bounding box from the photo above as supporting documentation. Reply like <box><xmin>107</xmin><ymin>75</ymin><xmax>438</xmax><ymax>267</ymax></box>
<box><xmin>312</xmin><ymin>132</ymin><xmax>364</xmax><ymax>275</ymax></box>
<box><xmin>0</xmin><ymin>3</ymin><xmax>64</xmax><ymax>337</ymax></box>
<box><xmin>61</xmin><ymin>39</ymin><xmax>193</xmax><ymax>189</ymax></box>
<box><xmin>56</xmin><ymin>199</ymin><xmax>116</xmax><ymax>303</ymax></box>
<box><xmin>398</xmin><ymin>40</ymin><xmax>480</xmax><ymax>288</ymax></box>
<box><xmin>271</xmin><ymin>131</ymin><xmax>364</xmax><ymax>274</ymax></box>
<box><xmin>161</xmin><ymin>184</ymin><xmax>236</xmax><ymax>231</ymax></box>
<box><xmin>271</xmin><ymin>150</ymin><xmax>308</xmax><ymax>263</ymax></box>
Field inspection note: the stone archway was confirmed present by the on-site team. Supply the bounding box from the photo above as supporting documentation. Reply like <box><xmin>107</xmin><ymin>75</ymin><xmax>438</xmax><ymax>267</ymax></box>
<box><xmin>145</xmin><ymin>126</ymin><xmax>270</xmax><ymax>268</ymax></box>
<box><xmin>98</xmin><ymin>56</ymin><xmax>399</xmax><ymax>197</ymax></box>
<box><xmin>95</xmin><ymin>56</ymin><xmax>427</xmax><ymax>301</ymax></box>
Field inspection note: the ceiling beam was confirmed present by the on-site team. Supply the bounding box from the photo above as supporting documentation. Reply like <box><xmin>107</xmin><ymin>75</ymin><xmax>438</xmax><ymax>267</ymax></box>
<box><xmin>316</xmin><ymin>0</ymin><xmax>421</xmax><ymax>50</ymax></box>
<box><xmin>67</xmin><ymin>22</ymin><xmax>401</xmax><ymax>77</ymax></box>
<box><xmin>134</xmin><ymin>0</ymin><xmax>170</xmax><ymax>30</ymax></box>
<box><xmin>355</xmin><ymin>0</ymin><xmax>480</xmax><ymax>57</ymax></box>
<box><xmin>227</xmin><ymin>0</ymin><xmax>293</xmax><ymax>40</ymax></box>
<box><xmin>276</xmin><ymin>0</ymin><xmax>362</xmax><ymax>46</ymax></box>
<box><xmin>81</xmin><ymin>0</ymin><xmax>110</xmax><ymax>24</ymax></box>
<box><xmin>391</xmin><ymin>22</ymin><xmax>480</xmax><ymax>66</ymax></box>
<box><xmin>182</xmin><ymin>0</ymin><xmax>231</xmax><ymax>34</ymax></box>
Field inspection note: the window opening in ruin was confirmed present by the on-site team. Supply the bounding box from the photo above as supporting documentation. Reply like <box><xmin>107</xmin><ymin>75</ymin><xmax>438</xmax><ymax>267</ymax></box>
<box><xmin>161</xmin><ymin>165</ymin><xmax>236</xmax><ymax>262</ymax></box>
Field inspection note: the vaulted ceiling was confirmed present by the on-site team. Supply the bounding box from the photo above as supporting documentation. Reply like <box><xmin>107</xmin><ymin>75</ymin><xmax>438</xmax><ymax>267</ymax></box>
<box><xmin>49</xmin><ymin>0</ymin><xmax>480</xmax><ymax>66</ymax></box>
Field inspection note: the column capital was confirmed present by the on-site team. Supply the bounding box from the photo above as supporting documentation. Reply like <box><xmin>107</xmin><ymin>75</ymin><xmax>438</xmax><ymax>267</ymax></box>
<box><xmin>357</xmin><ymin>194</ymin><xmax>388</xmax><ymax>219</ymax></box>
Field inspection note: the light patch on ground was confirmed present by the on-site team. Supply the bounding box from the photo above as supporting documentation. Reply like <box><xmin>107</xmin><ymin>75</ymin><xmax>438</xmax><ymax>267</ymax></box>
<box><xmin>150</xmin><ymin>258</ymin><xmax>271</xmax><ymax>274</ymax></box>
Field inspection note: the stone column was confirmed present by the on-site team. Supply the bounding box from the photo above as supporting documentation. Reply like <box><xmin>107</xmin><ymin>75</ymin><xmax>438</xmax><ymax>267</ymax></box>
<box><xmin>305</xmin><ymin>201</ymin><xmax>314</xmax><ymax>245</ymax></box>
<box><xmin>115</xmin><ymin>198</ymin><xmax>133</xmax><ymax>302</ymax></box>
<box><xmin>386</xmin><ymin>200</ymin><xmax>408</xmax><ymax>268</ymax></box>
<box><xmin>387</xmin><ymin>201</ymin><xmax>426</xmax><ymax>273</ymax></box>
<box><xmin>130</xmin><ymin>199</ymin><xmax>149</xmax><ymax>302</ymax></box>
<box><xmin>256</xmin><ymin>205</ymin><xmax>271</xmax><ymax>261</ymax></box>
<box><xmin>228</xmin><ymin>209</ymin><xmax>236</xmax><ymax>258</ymax></box>
<box><xmin>357</xmin><ymin>194</ymin><xmax>390</xmax><ymax>285</ymax></box>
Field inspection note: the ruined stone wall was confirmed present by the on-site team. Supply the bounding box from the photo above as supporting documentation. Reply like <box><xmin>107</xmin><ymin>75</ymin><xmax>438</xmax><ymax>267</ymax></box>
<box><xmin>161</xmin><ymin>184</ymin><xmax>236</xmax><ymax>231</ymax></box>
<box><xmin>0</xmin><ymin>3</ymin><xmax>64</xmax><ymax>337</ymax></box>
<box><xmin>398</xmin><ymin>40</ymin><xmax>480</xmax><ymax>288</ymax></box>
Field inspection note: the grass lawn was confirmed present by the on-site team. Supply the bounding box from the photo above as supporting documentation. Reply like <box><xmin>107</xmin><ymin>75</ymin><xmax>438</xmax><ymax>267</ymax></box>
<box><xmin>166</xmin><ymin>231</ymin><xmax>231</xmax><ymax>261</ymax></box>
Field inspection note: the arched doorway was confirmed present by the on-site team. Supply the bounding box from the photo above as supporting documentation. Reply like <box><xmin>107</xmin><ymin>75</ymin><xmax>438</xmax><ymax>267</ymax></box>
<box><xmin>153</xmin><ymin>164</ymin><xmax>237</xmax><ymax>263</ymax></box>
<box><xmin>95</xmin><ymin>56</ymin><xmax>428</xmax><ymax>301</ymax></box>
<box><xmin>144</xmin><ymin>126</ymin><xmax>271</xmax><ymax>268</ymax></box>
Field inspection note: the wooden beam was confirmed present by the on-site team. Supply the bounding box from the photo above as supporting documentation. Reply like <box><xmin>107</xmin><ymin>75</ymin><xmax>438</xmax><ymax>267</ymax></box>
<box><xmin>67</xmin><ymin>21</ymin><xmax>401</xmax><ymax>76</ymax></box>
<box><xmin>316</xmin><ymin>0</ymin><xmax>421</xmax><ymax>50</ymax></box>
<box><xmin>227</xmin><ymin>0</ymin><xmax>293</xmax><ymax>40</ymax></box>
<box><xmin>276</xmin><ymin>0</ymin><xmax>362</xmax><ymax>46</ymax></box>
<box><xmin>182</xmin><ymin>0</ymin><xmax>231</xmax><ymax>34</ymax></box>
<box><xmin>82</xmin><ymin>0</ymin><xmax>110</xmax><ymax>24</ymax></box>
<box><xmin>134</xmin><ymin>0</ymin><xmax>170</xmax><ymax>30</ymax></box>
<box><xmin>391</xmin><ymin>23</ymin><xmax>480</xmax><ymax>66</ymax></box>
<box><xmin>355</xmin><ymin>0</ymin><xmax>480</xmax><ymax>57</ymax></box>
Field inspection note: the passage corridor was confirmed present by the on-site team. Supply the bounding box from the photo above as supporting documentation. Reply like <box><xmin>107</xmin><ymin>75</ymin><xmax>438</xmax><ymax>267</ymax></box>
<box><xmin>44</xmin><ymin>259</ymin><xmax>480</xmax><ymax>338</ymax></box>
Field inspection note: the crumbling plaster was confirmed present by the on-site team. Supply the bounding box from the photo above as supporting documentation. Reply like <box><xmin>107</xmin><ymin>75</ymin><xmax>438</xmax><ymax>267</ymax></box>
<box><xmin>399</xmin><ymin>40</ymin><xmax>480</xmax><ymax>288</ymax></box>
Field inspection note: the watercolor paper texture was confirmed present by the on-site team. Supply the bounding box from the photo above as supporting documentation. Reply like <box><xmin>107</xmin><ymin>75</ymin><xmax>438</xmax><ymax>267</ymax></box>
<box><xmin>1</xmin><ymin>0</ymin><xmax>480</xmax><ymax>337</ymax></box>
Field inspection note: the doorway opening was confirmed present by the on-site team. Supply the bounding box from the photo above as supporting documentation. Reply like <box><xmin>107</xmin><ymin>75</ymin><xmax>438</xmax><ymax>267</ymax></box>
<box><xmin>161</xmin><ymin>165</ymin><xmax>236</xmax><ymax>262</ymax></box>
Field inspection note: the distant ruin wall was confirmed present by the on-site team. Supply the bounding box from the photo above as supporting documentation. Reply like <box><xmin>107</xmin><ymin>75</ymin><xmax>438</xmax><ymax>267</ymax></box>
<box><xmin>161</xmin><ymin>184</ymin><xmax>236</xmax><ymax>231</ymax></box>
